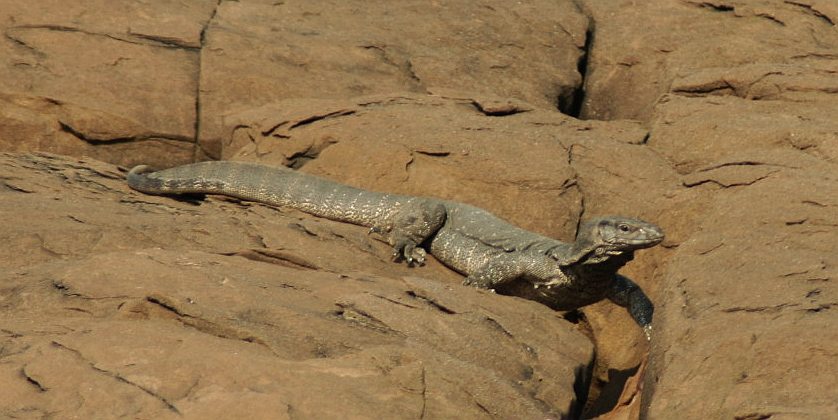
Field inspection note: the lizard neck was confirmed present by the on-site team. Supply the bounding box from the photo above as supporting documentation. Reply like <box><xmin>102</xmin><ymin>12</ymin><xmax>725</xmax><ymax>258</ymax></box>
<box><xmin>570</xmin><ymin>251</ymin><xmax>635</xmax><ymax>279</ymax></box>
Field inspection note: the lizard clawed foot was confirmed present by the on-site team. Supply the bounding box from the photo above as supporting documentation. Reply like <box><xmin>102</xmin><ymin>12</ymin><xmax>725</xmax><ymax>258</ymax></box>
<box><xmin>374</xmin><ymin>227</ymin><xmax>425</xmax><ymax>265</ymax></box>
<box><xmin>369</xmin><ymin>226</ymin><xmax>386</xmax><ymax>235</ymax></box>
<box><xmin>462</xmin><ymin>277</ymin><xmax>497</xmax><ymax>293</ymax></box>
<box><xmin>391</xmin><ymin>240</ymin><xmax>426</xmax><ymax>266</ymax></box>
<box><xmin>462</xmin><ymin>276</ymin><xmax>486</xmax><ymax>288</ymax></box>
<box><xmin>643</xmin><ymin>324</ymin><xmax>652</xmax><ymax>341</ymax></box>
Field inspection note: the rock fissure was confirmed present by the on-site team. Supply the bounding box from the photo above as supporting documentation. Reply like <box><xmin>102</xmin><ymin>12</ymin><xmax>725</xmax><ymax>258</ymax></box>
<box><xmin>58</xmin><ymin>121</ymin><xmax>193</xmax><ymax>145</ymax></box>
<box><xmin>21</xmin><ymin>366</ymin><xmax>47</xmax><ymax>392</ymax></box>
<box><xmin>784</xmin><ymin>1</ymin><xmax>835</xmax><ymax>26</ymax></box>
<box><xmin>221</xmin><ymin>249</ymin><xmax>320</xmax><ymax>270</ymax></box>
<box><xmin>691</xmin><ymin>2</ymin><xmax>736</xmax><ymax>13</ymax></box>
<box><xmin>565</xmin><ymin>143</ymin><xmax>587</xmax><ymax>238</ymax></box>
<box><xmin>144</xmin><ymin>296</ymin><xmax>276</xmax><ymax>353</ymax></box>
<box><xmin>418</xmin><ymin>365</ymin><xmax>428</xmax><ymax>419</ymax></box>
<box><xmin>683</xmin><ymin>171</ymin><xmax>778</xmax><ymax>188</ymax></box>
<box><xmin>51</xmin><ymin>341</ymin><xmax>182</xmax><ymax>415</ymax></box>
<box><xmin>193</xmin><ymin>1</ymin><xmax>222</xmax><ymax>160</ymax></box>
<box><xmin>369</xmin><ymin>293</ymin><xmax>421</xmax><ymax>310</ymax></box>
<box><xmin>4</xmin><ymin>30</ymin><xmax>45</xmax><ymax>56</ymax></box>
<box><xmin>288</xmin><ymin>110</ymin><xmax>357</xmax><ymax>130</ymax></box>
<box><xmin>722</xmin><ymin>303</ymin><xmax>800</xmax><ymax>313</ymax></box>
<box><xmin>334</xmin><ymin>303</ymin><xmax>399</xmax><ymax>335</ymax></box>
<box><xmin>125</xmin><ymin>31</ymin><xmax>201</xmax><ymax>50</ymax></box>
<box><xmin>564</xmin><ymin>4</ymin><xmax>594</xmax><ymax>118</ymax></box>
<box><xmin>10</xmin><ymin>24</ymin><xmax>195</xmax><ymax>50</ymax></box>
<box><xmin>696</xmin><ymin>161</ymin><xmax>795</xmax><ymax>172</ymax></box>
<box><xmin>405</xmin><ymin>290</ymin><xmax>457</xmax><ymax>315</ymax></box>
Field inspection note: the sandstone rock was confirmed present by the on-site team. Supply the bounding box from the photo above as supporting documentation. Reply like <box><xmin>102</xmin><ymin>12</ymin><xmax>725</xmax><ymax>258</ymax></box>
<box><xmin>579</xmin><ymin>0</ymin><xmax>838</xmax><ymax>121</ymax></box>
<box><xmin>198</xmin><ymin>0</ymin><xmax>588</xmax><ymax>157</ymax></box>
<box><xmin>0</xmin><ymin>153</ymin><xmax>594</xmax><ymax>418</ymax></box>
<box><xmin>0</xmin><ymin>92</ymin><xmax>194</xmax><ymax>169</ymax></box>
<box><xmin>650</xmin><ymin>94</ymin><xmax>838</xmax><ymax>175</ymax></box>
<box><xmin>645</xmin><ymin>154</ymin><xmax>838</xmax><ymax>418</ymax></box>
<box><xmin>0</xmin><ymin>1</ymin><xmax>216</xmax><ymax>166</ymax></box>
<box><xmin>3</xmin><ymin>0</ymin><xmax>838</xmax><ymax>418</ymax></box>
<box><xmin>1</xmin><ymin>0</ymin><xmax>592</xmax><ymax>165</ymax></box>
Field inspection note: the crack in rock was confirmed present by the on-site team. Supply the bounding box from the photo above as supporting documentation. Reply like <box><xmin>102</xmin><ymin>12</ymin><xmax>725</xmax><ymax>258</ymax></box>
<box><xmin>144</xmin><ymin>295</ymin><xmax>276</xmax><ymax>354</ymax></box>
<box><xmin>50</xmin><ymin>341</ymin><xmax>181</xmax><ymax>415</ymax></box>
<box><xmin>9</xmin><ymin>24</ymin><xmax>199</xmax><ymax>50</ymax></box>
<box><xmin>220</xmin><ymin>249</ymin><xmax>320</xmax><ymax>270</ymax></box>
<box><xmin>333</xmin><ymin>302</ymin><xmax>401</xmax><ymax>335</ymax></box>
<box><xmin>784</xmin><ymin>1</ymin><xmax>835</xmax><ymax>25</ymax></box>
<box><xmin>58</xmin><ymin>121</ymin><xmax>193</xmax><ymax>145</ymax></box>
<box><xmin>405</xmin><ymin>290</ymin><xmax>457</xmax><ymax>314</ymax></box>
<box><xmin>21</xmin><ymin>366</ymin><xmax>48</xmax><ymax>392</ymax></box>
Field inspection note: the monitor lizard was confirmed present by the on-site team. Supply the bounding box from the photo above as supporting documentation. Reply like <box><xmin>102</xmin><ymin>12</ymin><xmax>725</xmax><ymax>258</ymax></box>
<box><xmin>127</xmin><ymin>161</ymin><xmax>664</xmax><ymax>339</ymax></box>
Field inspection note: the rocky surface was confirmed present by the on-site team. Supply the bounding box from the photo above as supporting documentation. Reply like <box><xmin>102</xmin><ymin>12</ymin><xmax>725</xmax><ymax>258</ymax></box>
<box><xmin>0</xmin><ymin>153</ymin><xmax>593</xmax><ymax>418</ymax></box>
<box><xmin>1</xmin><ymin>0</ymin><xmax>837</xmax><ymax>418</ymax></box>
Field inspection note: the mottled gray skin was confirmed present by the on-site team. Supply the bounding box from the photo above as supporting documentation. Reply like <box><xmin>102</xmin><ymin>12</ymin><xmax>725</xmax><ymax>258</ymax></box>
<box><xmin>127</xmin><ymin>161</ymin><xmax>664</xmax><ymax>338</ymax></box>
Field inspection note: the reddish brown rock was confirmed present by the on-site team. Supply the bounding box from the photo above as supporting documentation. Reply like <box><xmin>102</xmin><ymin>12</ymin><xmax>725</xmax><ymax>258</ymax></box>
<box><xmin>3</xmin><ymin>0</ymin><xmax>838</xmax><ymax>418</ymax></box>
<box><xmin>0</xmin><ymin>153</ymin><xmax>594</xmax><ymax>418</ymax></box>
<box><xmin>646</xmin><ymin>154</ymin><xmax>838</xmax><ymax>418</ymax></box>
<box><xmin>0</xmin><ymin>1</ymin><xmax>216</xmax><ymax>166</ymax></box>
<box><xmin>579</xmin><ymin>0</ymin><xmax>838</xmax><ymax>121</ymax></box>
<box><xmin>198</xmin><ymin>0</ymin><xmax>588</xmax><ymax>157</ymax></box>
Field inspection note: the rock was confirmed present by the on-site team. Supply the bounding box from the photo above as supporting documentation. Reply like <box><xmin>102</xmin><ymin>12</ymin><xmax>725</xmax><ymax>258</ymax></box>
<box><xmin>0</xmin><ymin>2</ymin><xmax>216</xmax><ymax>167</ymax></box>
<box><xmin>3</xmin><ymin>0</ymin><xmax>838</xmax><ymax>417</ymax></box>
<box><xmin>646</xmin><ymin>153</ymin><xmax>838</xmax><ymax>418</ymax></box>
<box><xmin>198</xmin><ymin>0</ymin><xmax>588</xmax><ymax>157</ymax></box>
<box><xmin>0</xmin><ymin>153</ymin><xmax>593</xmax><ymax>418</ymax></box>
<box><xmin>579</xmin><ymin>0</ymin><xmax>838</xmax><ymax>121</ymax></box>
<box><xmin>0</xmin><ymin>92</ymin><xmax>194</xmax><ymax>169</ymax></box>
<box><xmin>650</xmin><ymin>95</ymin><xmax>838</xmax><ymax>175</ymax></box>
<box><xmin>570</xmin><ymin>2</ymin><xmax>838</xmax><ymax>414</ymax></box>
<box><xmin>1</xmin><ymin>0</ymin><xmax>590</xmax><ymax>164</ymax></box>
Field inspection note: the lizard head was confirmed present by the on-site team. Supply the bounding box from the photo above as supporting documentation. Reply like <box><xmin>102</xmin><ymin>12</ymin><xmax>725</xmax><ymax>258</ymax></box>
<box><xmin>575</xmin><ymin>217</ymin><xmax>664</xmax><ymax>262</ymax></box>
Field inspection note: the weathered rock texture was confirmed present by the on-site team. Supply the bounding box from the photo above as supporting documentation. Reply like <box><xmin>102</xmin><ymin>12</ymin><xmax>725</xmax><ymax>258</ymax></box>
<box><xmin>574</xmin><ymin>0</ymin><xmax>838</xmax><ymax>418</ymax></box>
<box><xmin>0</xmin><ymin>153</ymin><xmax>594</xmax><ymax>418</ymax></box>
<box><xmin>1</xmin><ymin>0</ymin><xmax>837</xmax><ymax>418</ymax></box>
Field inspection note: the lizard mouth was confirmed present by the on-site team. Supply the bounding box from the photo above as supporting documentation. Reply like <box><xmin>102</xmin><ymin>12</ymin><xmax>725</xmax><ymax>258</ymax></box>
<box><xmin>639</xmin><ymin>228</ymin><xmax>665</xmax><ymax>245</ymax></box>
<box><xmin>615</xmin><ymin>234</ymin><xmax>664</xmax><ymax>248</ymax></box>
<box><xmin>644</xmin><ymin>234</ymin><xmax>665</xmax><ymax>244</ymax></box>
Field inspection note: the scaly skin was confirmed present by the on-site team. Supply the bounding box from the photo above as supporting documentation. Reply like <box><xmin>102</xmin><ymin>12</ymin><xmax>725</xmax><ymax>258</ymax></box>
<box><xmin>127</xmin><ymin>161</ymin><xmax>664</xmax><ymax>339</ymax></box>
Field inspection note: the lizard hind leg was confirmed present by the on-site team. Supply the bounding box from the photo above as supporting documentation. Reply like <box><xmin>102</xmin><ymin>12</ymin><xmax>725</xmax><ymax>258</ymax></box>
<box><xmin>384</xmin><ymin>199</ymin><xmax>446</xmax><ymax>266</ymax></box>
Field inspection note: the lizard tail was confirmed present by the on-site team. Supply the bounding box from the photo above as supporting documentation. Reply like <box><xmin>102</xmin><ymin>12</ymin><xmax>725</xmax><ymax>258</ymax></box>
<box><xmin>127</xmin><ymin>165</ymin><xmax>165</xmax><ymax>194</ymax></box>
<box><xmin>123</xmin><ymin>161</ymin><xmax>397</xmax><ymax>227</ymax></box>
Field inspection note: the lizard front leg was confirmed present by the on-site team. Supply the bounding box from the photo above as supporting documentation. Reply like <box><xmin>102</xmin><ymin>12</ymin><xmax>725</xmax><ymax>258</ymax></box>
<box><xmin>462</xmin><ymin>260</ymin><xmax>523</xmax><ymax>289</ymax></box>
<box><xmin>375</xmin><ymin>199</ymin><xmax>446</xmax><ymax>265</ymax></box>
<box><xmin>608</xmin><ymin>274</ymin><xmax>654</xmax><ymax>340</ymax></box>
<box><xmin>463</xmin><ymin>252</ymin><xmax>568</xmax><ymax>290</ymax></box>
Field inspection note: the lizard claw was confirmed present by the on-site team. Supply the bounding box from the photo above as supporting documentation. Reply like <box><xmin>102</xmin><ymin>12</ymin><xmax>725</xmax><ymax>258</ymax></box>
<box><xmin>409</xmin><ymin>248</ymin><xmax>426</xmax><ymax>266</ymax></box>
<box><xmin>462</xmin><ymin>278</ymin><xmax>496</xmax><ymax>293</ymax></box>
<box><xmin>462</xmin><ymin>276</ymin><xmax>483</xmax><ymax>288</ymax></box>
<box><xmin>370</xmin><ymin>226</ymin><xmax>385</xmax><ymax>235</ymax></box>
<box><xmin>391</xmin><ymin>242</ymin><xmax>426</xmax><ymax>266</ymax></box>
<box><xmin>403</xmin><ymin>245</ymin><xmax>426</xmax><ymax>266</ymax></box>
<box><xmin>643</xmin><ymin>324</ymin><xmax>652</xmax><ymax>341</ymax></box>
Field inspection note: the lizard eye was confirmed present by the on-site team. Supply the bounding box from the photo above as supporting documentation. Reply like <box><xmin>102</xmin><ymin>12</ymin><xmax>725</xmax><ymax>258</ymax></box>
<box><xmin>618</xmin><ymin>223</ymin><xmax>631</xmax><ymax>232</ymax></box>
